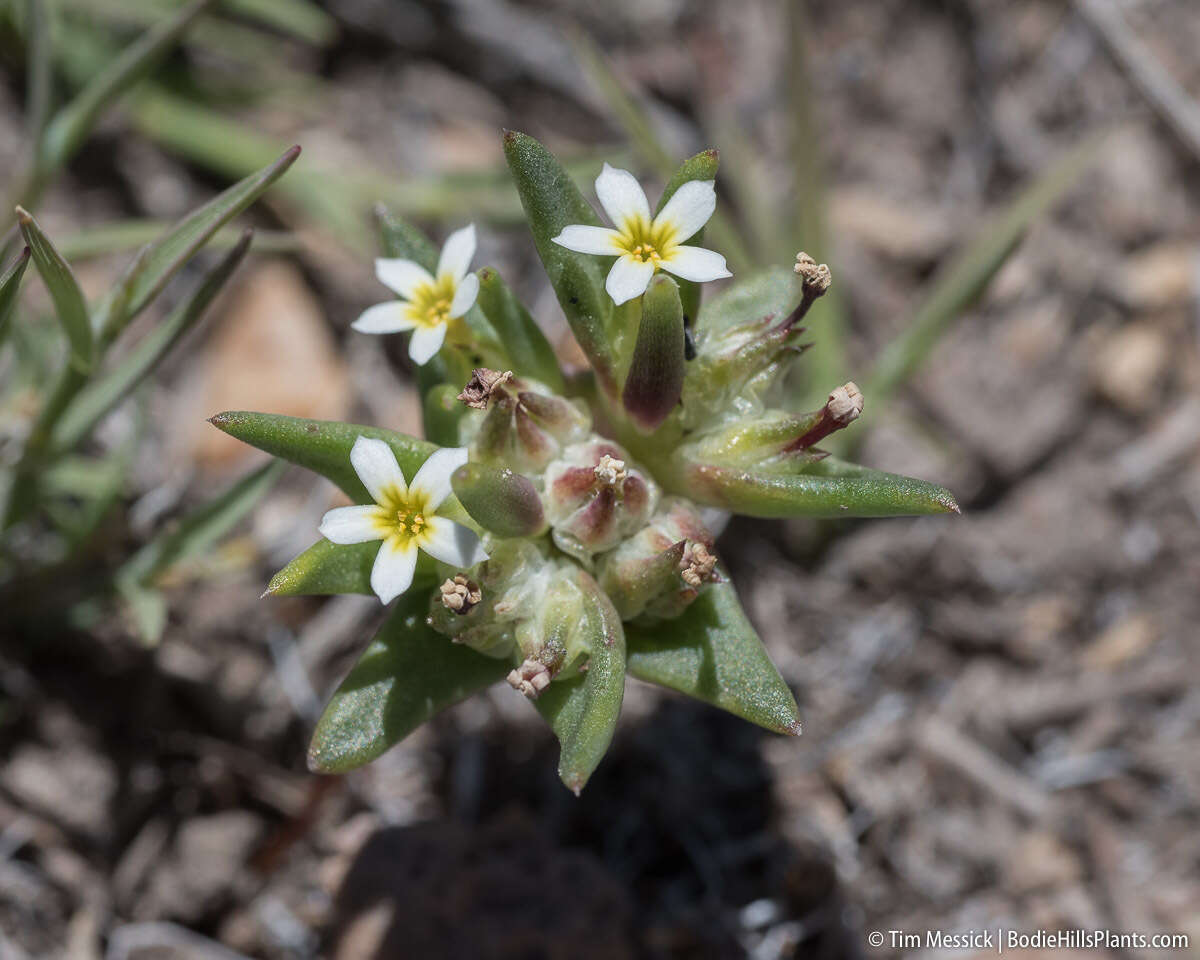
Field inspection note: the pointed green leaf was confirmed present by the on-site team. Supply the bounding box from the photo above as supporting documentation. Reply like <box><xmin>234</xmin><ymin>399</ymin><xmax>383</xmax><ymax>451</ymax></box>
<box><xmin>267</xmin><ymin>538</ymin><xmax>440</xmax><ymax>597</ymax></box>
<box><xmin>626</xmin><ymin>581</ymin><xmax>800</xmax><ymax>735</ymax></box>
<box><xmin>308</xmin><ymin>591</ymin><xmax>511</xmax><ymax>773</ymax></box>
<box><xmin>17</xmin><ymin>207</ymin><xmax>93</xmax><ymax>371</ymax></box>
<box><xmin>475</xmin><ymin>267</ymin><xmax>565</xmax><ymax>391</ymax></box>
<box><xmin>503</xmin><ymin>130</ymin><xmax>617</xmax><ymax>396</ymax></box>
<box><xmin>682</xmin><ymin>455</ymin><xmax>960</xmax><ymax>518</ymax></box>
<box><xmin>207</xmin><ymin>411</ymin><xmax>442</xmax><ymax>506</ymax></box>
<box><xmin>655</xmin><ymin>150</ymin><xmax>720</xmax><ymax>325</ymax></box>
<box><xmin>51</xmin><ymin>230</ymin><xmax>253</xmax><ymax>454</ymax></box>
<box><xmin>117</xmin><ymin>460</ymin><xmax>284</xmax><ymax>589</ymax></box>
<box><xmin>622</xmin><ymin>273</ymin><xmax>685</xmax><ymax>433</ymax></box>
<box><xmin>534</xmin><ymin>578</ymin><xmax>625</xmax><ymax>793</ymax></box>
<box><xmin>0</xmin><ymin>247</ymin><xmax>31</xmax><ymax>346</ymax></box>
<box><xmin>105</xmin><ymin>144</ymin><xmax>300</xmax><ymax>335</ymax></box>
<box><xmin>39</xmin><ymin>0</ymin><xmax>216</xmax><ymax>178</ymax></box>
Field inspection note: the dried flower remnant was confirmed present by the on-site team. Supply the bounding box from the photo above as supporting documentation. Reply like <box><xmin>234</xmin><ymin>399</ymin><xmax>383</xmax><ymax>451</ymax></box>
<box><xmin>440</xmin><ymin>574</ymin><xmax>482</xmax><ymax>614</ymax></box>
<box><xmin>457</xmin><ymin>368</ymin><xmax>513</xmax><ymax>409</ymax></box>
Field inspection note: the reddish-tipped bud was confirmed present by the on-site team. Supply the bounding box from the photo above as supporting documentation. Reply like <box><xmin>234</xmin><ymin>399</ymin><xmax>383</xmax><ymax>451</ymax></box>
<box><xmin>466</xmin><ymin>373</ymin><xmax>590</xmax><ymax>472</ymax></box>
<box><xmin>784</xmin><ymin>382</ymin><xmax>863</xmax><ymax>452</ymax></box>
<box><xmin>543</xmin><ymin>441</ymin><xmax>659</xmax><ymax>559</ymax></box>
<box><xmin>451</xmin><ymin>462</ymin><xmax>547</xmax><ymax>538</ymax></box>
<box><xmin>596</xmin><ymin>498</ymin><xmax>720</xmax><ymax>621</ymax></box>
<box><xmin>622</xmin><ymin>274</ymin><xmax>686</xmax><ymax>433</ymax></box>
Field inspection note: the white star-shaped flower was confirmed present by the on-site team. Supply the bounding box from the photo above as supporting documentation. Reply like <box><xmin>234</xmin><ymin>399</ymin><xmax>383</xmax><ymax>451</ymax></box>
<box><xmin>551</xmin><ymin>164</ymin><xmax>732</xmax><ymax>306</ymax></box>
<box><xmin>319</xmin><ymin>437</ymin><xmax>486</xmax><ymax>604</ymax></box>
<box><xmin>352</xmin><ymin>224</ymin><xmax>480</xmax><ymax>365</ymax></box>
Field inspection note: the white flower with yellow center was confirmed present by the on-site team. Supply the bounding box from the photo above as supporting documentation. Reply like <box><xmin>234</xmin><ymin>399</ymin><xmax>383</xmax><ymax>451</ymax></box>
<box><xmin>352</xmin><ymin>224</ymin><xmax>480</xmax><ymax>365</ymax></box>
<box><xmin>318</xmin><ymin>437</ymin><xmax>486</xmax><ymax>604</ymax></box>
<box><xmin>551</xmin><ymin>164</ymin><xmax>732</xmax><ymax>306</ymax></box>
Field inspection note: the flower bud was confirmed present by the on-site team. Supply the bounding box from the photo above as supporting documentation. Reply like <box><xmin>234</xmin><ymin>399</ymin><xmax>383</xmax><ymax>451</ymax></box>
<box><xmin>464</xmin><ymin>371</ymin><xmax>591</xmax><ymax>472</ymax></box>
<box><xmin>451</xmin><ymin>462</ymin><xmax>547</xmax><ymax>538</ymax></box>
<box><xmin>542</xmin><ymin>441</ymin><xmax>659</xmax><ymax>559</ymax></box>
<box><xmin>596</xmin><ymin>498</ymin><xmax>719</xmax><ymax>621</ymax></box>
<box><xmin>622</xmin><ymin>274</ymin><xmax>685</xmax><ymax>434</ymax></box>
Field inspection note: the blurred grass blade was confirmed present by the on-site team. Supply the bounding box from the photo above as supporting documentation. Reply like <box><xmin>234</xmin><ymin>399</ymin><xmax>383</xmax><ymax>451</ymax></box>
<box><xmin>0</xmin><ymin>247</ymin><xmax>31</xmax><ymax>346</ymax></box>
<box><xmin>117</xmin><ymin>459</ymin><xmax>284</xmax><ymax>591</ymax></box>
<box><xmin>117</xmin><ymin>580</ymin><xmax>168</xmax><ymax>646</ymax></box>
<box><xmin>25</xmin><ymin>0</ymin><xmax>51</xmax><ymax>149</ymax></box>
<box><xmin>309</xmin><ymin>591</ymin><xmax>510</xmax><ymax>774</ymax></box>
<box><xmin>17</xmin><ymin>206</ymin><xmax>93</xmax><ymax>370</ymax></box>
<box><xmin>786</xmin><ymin>0</ymin><xmax>848</xmax><ymax>410</ymax></box>
<box><xmin>626</xmin><ymin>580</ymin><xmax>801</xmax><ymax>735</ymax></box>
<box><xmin>58</xmin><ymin>220</ymin><xmax>297</xmax><ymax>261</ymax></box>
<box><xmin>223</xmin><ymin>0</ymin><xmax>337</xmax><ymax>46</ymax></box>
<box><xmin>39</xmin><ymin>0</ymin><xmax>216</xmax><ymax>178</ymax></box>
<box><xmin>657</xmin><ymin>150</ymin><xmax>720</xmax><ymax>325</ymax></box>
<box><xmin>475</xmin><ymin>267</ymin><xmax>565</xmax><ymax>391</ymax></box>
<box><xmin>52</xmin><ymin>231</ymin><xmax>253</xmax><ymax>454</ymax></box>
<box><xmin>107</xmin><ymin>145</ymin><xmax>300</xmax><ymax>333</ymax></box>
<box><xmin>568</xmin><ymin>27</ymin><xmax>751</xmax><ymax>274</ymax></box>
<box><xmin>863</xmin><ymin>132</ymin><xmax>1106</xmax><ymax>407</ymax></box>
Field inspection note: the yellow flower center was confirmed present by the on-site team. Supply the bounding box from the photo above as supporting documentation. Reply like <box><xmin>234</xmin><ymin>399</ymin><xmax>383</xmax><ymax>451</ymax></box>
<box><xmin>374</xmin><ymin>488</ymin><xmax>434</xmax><ymax>545</ymax></box>
<box><xmin>617</xmin><ymin>216</ymin><xmax>677</xmax><ymax>266</ymax></box>
<box><xmin>408</xmin><ymin>274</ymin><xmax>459</xmax><ymax>329</ymax></box>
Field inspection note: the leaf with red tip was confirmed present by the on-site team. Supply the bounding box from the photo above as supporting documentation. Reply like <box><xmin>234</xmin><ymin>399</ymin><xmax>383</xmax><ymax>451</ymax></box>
<box><xmin>622</xmin><ymin>273</ymin><xmax>685</xmax><ymax>434</ymax></box>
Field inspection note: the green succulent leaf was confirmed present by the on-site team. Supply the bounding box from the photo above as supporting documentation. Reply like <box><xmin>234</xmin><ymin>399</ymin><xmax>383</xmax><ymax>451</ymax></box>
<box><xmin>683</xmin><ymin>455</ymin><xmax>960</xmax><ymax>518</ymax></box>
<box><xmin>656</xmin><ymin>150</ymin><xmax>720</xmax><ymax>325</ymax></box>
<box><xmin>209</xmin><ymin>411</ymin><xmax>430</xmax><ymax>500</ymax></box>
<box><xmin>16</xmin><ymin>207</ymin><xmax>93</xmax><ymax>371</ymax></box>
<box><xmin>475</xmin><ymin>267</ymin><xmax>565</xmax><ymax>391</ymax></box>
<box><xmin>0</xmin><ymin>246</ymin><xmax>31</xmax><ymax>346</ymax></box>
<box><xmin>52</xmin><ymin>230</ymin><xmax>253</xmax><ymax>454</ymax></box>
<box><xmin>267</xmin><ymin>538</ymin><xmax>442</xmax><ymax>598</ymax></box>
<box><xmin>622</xmin><ymin>273</ymin><xmax>685</xmax><ymax>433</ymax></box>
<box><xmin>692</xmin><ymin>266</ymin><xmax>800</xmax><ymax>342</ymax></box>
<box><xmin>451</xmin><ymin>463</ymin><xmax>546</xmax><ymax>538</ymax></box>
<box><xmin>534</xmin><ymin>578</ymin><xmax>625</xmax><ymax>793</ymax></box>
<box><xmin>105</xmin><ymin>145</ymin><xmax>300</xmax><ymax>335</ymax></box>
<box><xmin>626</xmin><ymin>580</ymin><xmax>801</xmax><ymax>735</ymax></box>
<box><xmin>503</xmin><ymin>130</ymin><xmax>617</xmax><ymax>395</ymax></box>
<box><xmin>308</xmin><ymin>590</ymin><xmax>511</xmax><ymax>774</ymax></box>
<box><xmin>39</xmin><ymin>0</ymin><xmax>216</xmax><ymax>179</ymax></box>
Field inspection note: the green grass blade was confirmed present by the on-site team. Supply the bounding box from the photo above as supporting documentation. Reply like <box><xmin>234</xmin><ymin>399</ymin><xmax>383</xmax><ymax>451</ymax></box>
<box><xmin>25</xmin><ymin>0</ymin><xmax>51</xmax><ymax>149</ymax></box>
<box><xmin>117</xmin><ymin>459</ymin><xmax>284</xmax><ymax>590</ymax></box>
<box><xmin>39</xmin><ymin>0</ymin><xmax>216</xmax><ymax>178</ymax></box>
<box><xmin>0</xmin><ymin>247</ymin><xmax>31</xmax><ymax>347</ymax></box>
<box><xmin>105</xmin><ymin>144</ymin><xmax>299</xmax><ymax>335</ymax></box>
<box><xmin>52</xmin><ymin>230</ymin><xmax>253</xmax><ymax>454</ymax></box>
<box><xmin>16</xmin><ymin>206</ymin><xmax>93</xmax><ymax>370</ymax></box>
<box><xmin>58</xmin><ymin>220</ymin><xmax>297</xmax><ymax>261</ymax></box>
<box><xmin>863</xmin><ymin>132</ymin><xmax>1106</xmax><ymax>408</ymax></box>
<box><xmin>221</xmin><ymin>0</ymin><xmax>337</xmax><ymax>45</ymax></box>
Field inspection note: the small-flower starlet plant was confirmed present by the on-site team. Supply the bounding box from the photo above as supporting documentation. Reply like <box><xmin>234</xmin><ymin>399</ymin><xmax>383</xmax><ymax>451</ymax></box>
<box><xmin>352</xmin><ymin>223</ymin><xmax>480</xmax><ymax>365</ymax></box>
<box><xmin>210</xmin><ymin>132</ymin><xmax>960</xmax><ymax>793</ymax></box>
<box><xmin>318</xmin><ymin>438</ymin><xmax>484</xmax><ymax>603</ymax></box>
<box><xmin>552</xmin><ymin>163</ymin><xmax>731</xmax><ymax>304</ymax></box>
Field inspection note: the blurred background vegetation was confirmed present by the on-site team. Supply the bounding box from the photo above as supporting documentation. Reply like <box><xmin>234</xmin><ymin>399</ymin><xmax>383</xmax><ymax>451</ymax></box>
<box><xmin>0</xmin><ymin>0</ymin><xmax>1198</xmax><ymax>957</ymax></box>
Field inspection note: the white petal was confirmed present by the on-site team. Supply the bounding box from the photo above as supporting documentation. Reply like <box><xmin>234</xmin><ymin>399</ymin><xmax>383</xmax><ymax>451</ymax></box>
<box><xmin>375</xmin><ymin>258</ymin><xmax>434</xmax><ymax>299</ymax></box>
<box><xmin>437</xmin><ymin>224</ymin><xmax>476</xmax><ymax>283</ymax></box>
<box><xmin>370</xmin><ymin>537</ymin><xmax>417</xmax><ymax>604</ymax></box>
<box><xmin>350</xmin><ymin>436</ymin><xmax>406</xmax><ymax>505</ymax></box>
<box><xmin>447</xmin><ymin>272</ymin><xmax>479</xmax><ymax>319</ymax></box>
<box><xmin>420</xmin><ymin>517</ymin><xmax>486</xmax><ymax>568</ymax></box>
<box><xmin>605</xmin><ymin>255</ymin><xmax>655</xmax><ymax>305</ymax></box>
<box><xmin>319</xmin><ymin>505</ymin><xmax>385</xmax><ymax>544</ymax></box>
<box><xmin>410</xmin><ymin>446</ymin><xmax>469</xmax><ymax>510</ymax></box>
<box><xmin>408</xmin><ymin>324</ymin><xmax>447</xmax><ymax>366</ymax></box>
<box><xmin>352</xmin><ymin>301</ymin><xmax>418</xmax><ymax>335</ymax></box>
<box><xmin>551</xmin><ymin>225</ymin><xmax>624</xmax><ymax>256</ymax></box>
<box><xmin>660</xmin><ymin>245</ymin><xmax>732</xmax><ymax>283</ymax></box>
<box><xmin>595</xmin><ymin>163</ymin><xmax>650</xmax><ymax>230</ymax></box>
<box><xmin>653</xmin><ymin>180</ymin><xmax>717</xmax><ymax>244</ymax></box>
